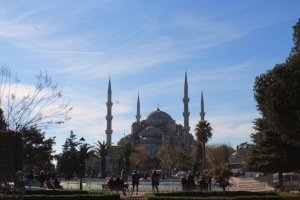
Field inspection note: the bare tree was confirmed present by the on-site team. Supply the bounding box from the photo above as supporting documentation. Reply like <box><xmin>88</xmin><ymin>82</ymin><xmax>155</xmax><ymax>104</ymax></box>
<box><xmin>0</xmin><ymin>65</ymin><xmax>72</xmax><ymax>131</ymax></box>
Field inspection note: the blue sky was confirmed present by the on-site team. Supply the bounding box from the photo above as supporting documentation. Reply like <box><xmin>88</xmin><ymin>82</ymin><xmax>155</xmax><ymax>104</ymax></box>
<box><xmin>0</xmin><ymin>0</ymin><xmax>299</xmax><ymax>153</ymax></box>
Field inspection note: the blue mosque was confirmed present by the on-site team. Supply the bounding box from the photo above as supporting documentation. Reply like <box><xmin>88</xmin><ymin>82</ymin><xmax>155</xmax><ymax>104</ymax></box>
<box><xmin>105</xmin><ymin>73</ymin><xmax>206</xmax><ymax>159</ymax></box>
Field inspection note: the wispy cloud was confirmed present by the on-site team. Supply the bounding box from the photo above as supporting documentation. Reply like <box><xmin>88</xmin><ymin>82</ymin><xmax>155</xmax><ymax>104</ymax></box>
<box><xmin>25</xmin><ymin>50</ymin><xmax>104</xmax><ymax>55</ymax></box>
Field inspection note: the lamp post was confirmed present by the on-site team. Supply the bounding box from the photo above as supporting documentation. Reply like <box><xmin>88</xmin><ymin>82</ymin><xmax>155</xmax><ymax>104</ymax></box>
<box><xmin>79</xmin><ymin>137</ymin><xmax>85</xmax><ymax>190</ymax></box>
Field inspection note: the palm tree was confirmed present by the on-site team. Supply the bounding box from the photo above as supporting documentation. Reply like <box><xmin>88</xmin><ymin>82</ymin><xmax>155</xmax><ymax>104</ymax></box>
<box><xmin>79</xmin><ymin>142</ymin><xmax>94</xmax><ymax>190</ymax></box>
<box><xmin>95</xmin><ymin>140</ymin><xmax>111</xmax><ymax>178</ymax></box>
<box><xmin>119</xmin><ymin>141</ymin><xmax>136</xmax><ymax>173</ymax></box>
<box><xmin>195</xmin><ymin>120</ymin><xmax>213</xmax><ymax>170</ymax></box>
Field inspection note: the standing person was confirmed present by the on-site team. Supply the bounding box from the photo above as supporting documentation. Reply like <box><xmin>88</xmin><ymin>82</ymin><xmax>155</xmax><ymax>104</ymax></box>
<box><xmin>120</xmin><ymin>169</ymin><xmax>128</xmax><ymax>184</ymax></box>
<box><xmin>39</xmin><ymin>170</ymin><xmax>46</xmax><ymax>189</ymax></box>
<box><xmin>187</xmin><ymin>172</ymin><xmax>195</xmax><ymax>185</ymax></box>
<box><xmin>151</xmin><ymin>169</ymin><xmax>159</xmax><ymax>192</ymax></box>
<box><xmin>131</xmin><ymin>170</ymin><xmax>140</xmax><ymax>195</ymax></box>
<box><xmin>207</xmin><ymin>176</ymin><xmax>212</xmax><ymax>191</ymax></box>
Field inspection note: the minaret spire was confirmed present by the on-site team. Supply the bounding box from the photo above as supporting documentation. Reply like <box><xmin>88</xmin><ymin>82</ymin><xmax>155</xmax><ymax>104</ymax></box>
<box><xmin>182</xmin><ymin>71</ymin><xmax>190</xmax><ymax>147</ymax></box>
<box><xmin>106</xmin><ymin>76</ymin><xmax>113</xmax><ymax>145</ymax></box>
<box><xmin>200</xmin><ymin>90</ymin><xmax>205</xmax><ymax>120</ymax></box>
<box><xmin>136</xmin><ymin>93</ymin><xmax>141</xmax><ymax>122</ymax></box>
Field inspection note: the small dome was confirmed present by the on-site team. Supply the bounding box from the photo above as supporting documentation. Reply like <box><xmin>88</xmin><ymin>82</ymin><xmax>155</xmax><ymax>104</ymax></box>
<box><xmin>132</xmin><ymin>122</ymin><xmax>139</xmax><ymax>127</ymax></box>
<box><xmin>144</xmin><ymin>109</ymin><xmax>173</xmax><ymax>121</ymax></box>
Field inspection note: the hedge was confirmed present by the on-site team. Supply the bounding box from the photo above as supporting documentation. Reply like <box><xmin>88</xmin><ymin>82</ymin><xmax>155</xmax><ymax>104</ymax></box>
<box><xmin>152</xmin><ymin>191</ymin><xmax>280</xmax><ymax>197</ymax></box>
<box><xmin>145</xmin><ymin>192</ymin><xmax>300</xmax><ymax>200</ymax></box>
<box><xmin>0</xmin><ymin>191</ymin><xmax>120</xmax><ymax>200</ymax></box>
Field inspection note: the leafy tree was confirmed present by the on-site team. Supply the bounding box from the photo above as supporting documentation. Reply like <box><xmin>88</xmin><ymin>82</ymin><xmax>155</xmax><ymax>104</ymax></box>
<box><xmin>206</xmin><ymin>144</ymin><xmax>233</xmax><ymax>168</ymax></box>
<box><xmin>0</xmin><ymin>109</ymin><xmax>22</xmax><ymax>184</ymax></box>
<box><xmin>253</xmin><ymin>19</ymin><xmax>300</xmax><ymax>145</ymax></box>
<box><xmin>207</xmin><ymin>164</ymin><xmax>233</xmax><ymax>191</ymax></box>
<box><xmin>244</xmin><ymin>118</ymin><xmax>300</xmax><ymax>191</ymax></box>
<box><xmin>157</xmin><ymin>144</ymin><xmax>177</xmax><ymax>171</ymax></box>
<box><xmin>130</xmin><ymin>146</ymin><xmax>150</xmax><ymax>169</ymax></box>
<box><xmin>249</xmin><ymin>19</ymin><xmax>300</xmax><ymax>191</ymax></box>
<box><xmin>0</xmin><ymin>66</ymin><xmax>72</xmax><ymax>132</ymax></box>
<box><xmin>94</xmin><ymin>140</ymin><xmax>111</xmax><ymax>178</ymax></box>
<box><xmin>176</xmin><ymin>144</ymin><xmax>191</xmax><ymax>171</ymax></box>
<box><xmin>0</xmin><ymin>109</ymin><xmax>7</xmax><ymax>130</ymax></box>
<box><xmin>22</xmin><ymin>128</ymin><xmax>55</xmax><ymax>173</ymax></box>
<box><xmin>194</xmin><ymin>120</ymin><xmax>213</xmax><ymax>169</ymax></box>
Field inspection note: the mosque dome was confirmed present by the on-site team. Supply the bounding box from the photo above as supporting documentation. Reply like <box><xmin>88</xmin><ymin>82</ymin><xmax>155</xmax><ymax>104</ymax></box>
<box><xmin>144</xmin><ymin>108</ymin><xmax>173</xmax><ymax>121</ymax></box>
<box><xmin>139</xmin><ymin>126</ymin><xmax>163</xmax><ymax>137</ymax></box>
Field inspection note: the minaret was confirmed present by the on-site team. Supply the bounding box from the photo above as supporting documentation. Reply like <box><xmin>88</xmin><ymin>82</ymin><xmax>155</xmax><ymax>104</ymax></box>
<box><xmin>106</xmin><ymin>77</ymin><xmax>113</xmax><ymax>145</ymax></box>
<box><xmin>200</xmin><ymin>91</ymin><xmax>205</xmax><ymax>120</ymax></box>
<box><xmin>182</xmin><ymin>72</ymin><xmax>190</xmax><ymax>147</ymax></box>
<box><xmin>136</xmin><ymin>94</ymin><xmax>141</xmax><ymax>122</ymax></box>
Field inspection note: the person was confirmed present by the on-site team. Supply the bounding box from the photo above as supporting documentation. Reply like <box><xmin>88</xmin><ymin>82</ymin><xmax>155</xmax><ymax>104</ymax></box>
<box><xmin>151</xmin><ymin>169</ymin><xmax>159</xmax><ymax>192</ymax></box>
<box><xmin>39</xmin><ymin>170</ymin><xmax>46</xmax><ymax>189</ymax></box>
<box><xmin>53</xmin><ymin>177</ymin><xmax>63</xmax><ymax>189</ymax></box>
<box><xmin>120</xmin><ymin>169</ymin><xmax>128</xmax><ymax>183</ymax></box>
<box><xmin>45</xmin><ymin>171</ymin><xmax>53</xmax><ymax>189</ymax></box>
<box><xmin>15</xmin><ymin>171</ymin><xmax>25</xmax><ymax>191</ymax></box>
<box><xmin>107</xmin><ymin>176</ymin><xmax>114</xmax><ymax>190</ymax></box>
<box><xmin>207</xmin><ymin>176</ymin><xmax>212</xmax><ymax>191</ymax></box>
<box><xmin>198</xmin><ymin>176</ymin><xmax>208</xmax><ymax>191</ymax></box>
<box><xmin>144</xmin><ymin>173</ymin><xmax>148</xmax><ymax>180</ymax></box>
<box><xmin>187</xmin><ymin>171</ymin><xmax>195</xmax><ymax>185</ymax></box>
<box><xmin>114</xmin><ymin>175</ymin><xmax>124</xmax><ymax>187</ymax></box>
<box><xmin>181</xmin><ymin>176</ymin><xmax>190</xmax><ymax>190</ymax></box>
<box><xmin>132</xmin><ymin>170</ymin><xmax>140</xmax><ymax>195</ymax></box>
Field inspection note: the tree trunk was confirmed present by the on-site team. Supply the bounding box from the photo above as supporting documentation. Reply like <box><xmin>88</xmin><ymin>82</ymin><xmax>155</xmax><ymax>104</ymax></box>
<box><xmin>193</xmin><ymin>142</ymin><xmax>203</xmax><ymax>173</ymax></box>
<box><xmin>101</xmin><ymin>156</ymin><xmax>106</xmax><ymax>178</ymax></box>
<box><xmin>278</xmin><ymin>171</ymin><xmax>284</xmax><ymax>192</ymax></box>
<box><xmin>202</xmin><ymin>142</ymin><xmax>206</xmax><ymax>170</ymax></box>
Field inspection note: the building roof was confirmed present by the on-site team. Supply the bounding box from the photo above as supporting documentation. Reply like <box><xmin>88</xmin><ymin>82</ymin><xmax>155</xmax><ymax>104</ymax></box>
<box><xmin>144</xmin><ymin>109</ymin><xmax>173</xmax><ymax>121</ymax></box>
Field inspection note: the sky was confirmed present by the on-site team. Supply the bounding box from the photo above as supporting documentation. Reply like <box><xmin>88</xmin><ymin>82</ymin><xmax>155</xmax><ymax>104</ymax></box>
<box><xmin>0</xmin><ymin>0</ymin><xmax>300</xmax><ymax>154</ymax></box>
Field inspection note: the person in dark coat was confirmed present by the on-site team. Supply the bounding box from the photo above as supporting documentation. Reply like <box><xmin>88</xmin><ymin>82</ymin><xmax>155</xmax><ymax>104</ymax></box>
<box><xmin>131</xmin><ymin>170</ymin><xmax>140</xmax><ymax>195</ymax></box>
<box><xmin>187</xmin><ymin>172</ymin><xmax>195</xmax><ymax>185</ymax></box>
<box><xmin>39</xmin><ymin>170</ymin><xmax>46</xmax><ymax>189</ymax></box>
<box><xmin>151</xmin><ymin>169</ymin><xmax>159</xmax><ymax>192</ymax></box>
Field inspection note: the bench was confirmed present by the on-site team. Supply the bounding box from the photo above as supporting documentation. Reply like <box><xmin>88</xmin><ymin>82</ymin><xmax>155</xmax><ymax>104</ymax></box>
<box><xmin>102</xmin><ymin>184</ymin><xmax>130</xmax><ymax>196</ymax></box>
<box><xmin>182</xmin><ymin>184</ymin><xmax>208</xmax><ymax>191</ymax></box>
<box><xmin>102</xmin><ymin>184</ymin><xmax>110</xmax><ymax>191</ymax></box>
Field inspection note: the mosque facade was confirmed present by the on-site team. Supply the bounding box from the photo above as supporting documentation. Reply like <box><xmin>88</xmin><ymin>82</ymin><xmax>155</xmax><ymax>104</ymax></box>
<box><xmin>105</xmin><ymin>73</ymin><xmax>205</xmax><ymax>159</ymax></box>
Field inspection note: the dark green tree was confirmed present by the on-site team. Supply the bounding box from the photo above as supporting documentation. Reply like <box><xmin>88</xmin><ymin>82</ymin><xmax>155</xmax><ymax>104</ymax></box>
<box><xmin>244</xmin><ymin>118</ymin><xmax>300</xmax><ymax>191</ymax></box>
<box><xmin>176</xmin><ymin>144</ymin><xmax>191</xmax><ymax>171</ymax></box>
<box><xmin>57</xmin><ymin>131</ymin><xmax>79</xmax><ymax>178</ymax></box>
<box><xmin>22</xmin><ymin>128</ymin><xmax>55</xmax><ymax>173</ymax></box>
<box><xmin>253</xmin><ymin>19</ymin><xmax>300</xmax><ymax>145</ymax></box>
<box><xmin>94</xmin><ymin>140</ymin><xmax>111</xmax><ymax>178</ymax></box>
<box><xmin>194</xmin><ymin>120</ymin><xmax>213</xmax><ymax>170</ymax></box>
<box><xmin>0</xmin><ymin>109</ymin><xmax>22</xmax><ymax>184</ymax></box>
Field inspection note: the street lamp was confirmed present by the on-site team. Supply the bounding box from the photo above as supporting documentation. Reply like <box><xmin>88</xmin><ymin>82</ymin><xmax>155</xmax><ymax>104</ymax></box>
<box><xmin>79</xmin><ymin>137</ymin><xmax>85</xmax><ymax>190</ymax></box>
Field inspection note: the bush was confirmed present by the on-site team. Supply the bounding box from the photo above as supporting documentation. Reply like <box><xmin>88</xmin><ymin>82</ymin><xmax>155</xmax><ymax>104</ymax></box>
<box><xmin>0</xmin><ymin>191</ymin><xmax>120</xmax><ymax>200</ymax></box>
<box><xmin>145</xmin><ymin>191</ymin><xmax>299</xmax><ymax>200</ymax></box>
<box><xmin>152</xmin><ymin>191</ymin><xmax>279</xmax><ymax>197</ymax></box>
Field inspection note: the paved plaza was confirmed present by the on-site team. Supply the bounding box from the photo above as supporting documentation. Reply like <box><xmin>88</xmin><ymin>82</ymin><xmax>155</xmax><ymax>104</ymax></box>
<box><xmin>60</xmin><ymin>178</ymin><xmax>220</xmax><ymax>194</ymax></box>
